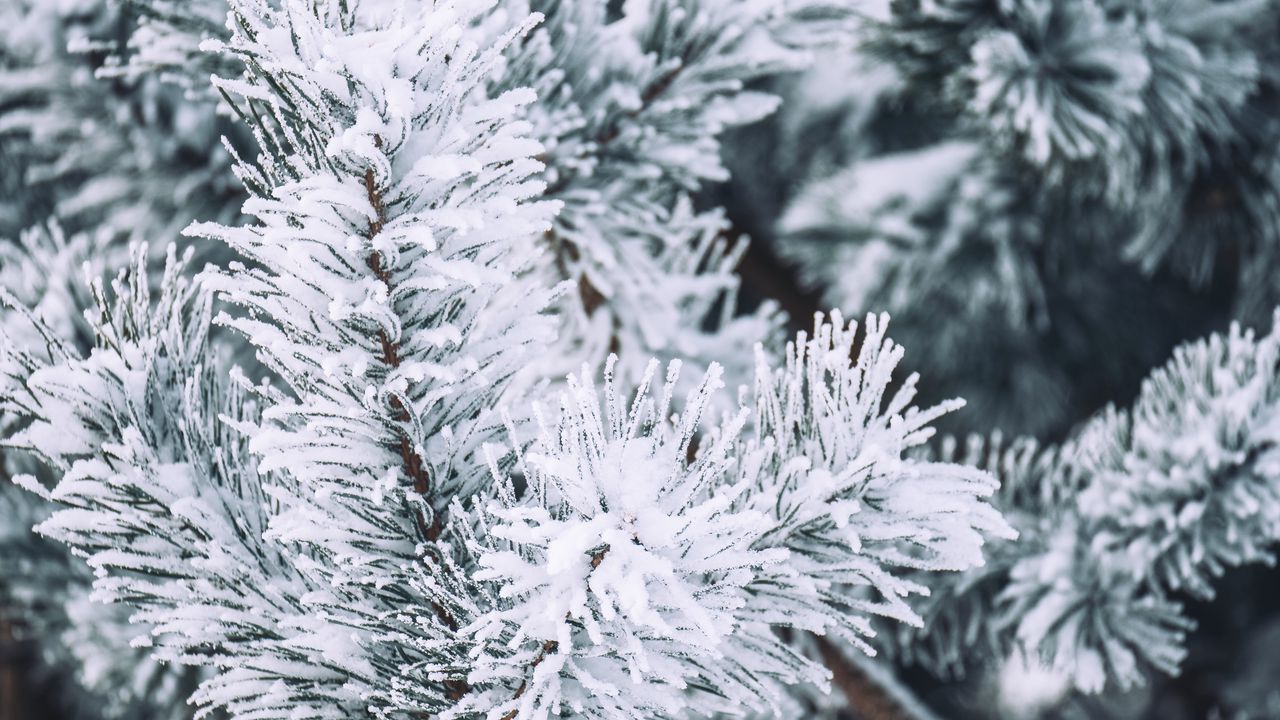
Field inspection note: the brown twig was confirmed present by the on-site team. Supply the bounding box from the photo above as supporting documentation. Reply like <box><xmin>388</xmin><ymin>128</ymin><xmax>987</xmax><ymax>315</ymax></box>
<box><xmin>499</xmin><ymin>640</ymin><xmax>559</xmax><ymax>720</ymax></box>
<box><xmin>589</xmin><ymin>545</ymin><xmax>609</xmax><ymax>569</ymax></box>
<box><xmin>544</xmin><ymin>62</ymin><xmax>686</xmax><ymax>196</ymax></box>
<box><xmin>816</xmin><ymin>636</ymin><xmax>920</xmax><ymax>720</ymax></box>
<box><xmin>499</xmin><ymin>546</ymin><xmax>611</xmax><ymax>718</ymax></box>
<box><xmin>363</xmin><ymin>140</ymin><xmax>434</xmax><ymax>525</ymax></box>
<box><xmin>363</xmin><ymin>141</ymin><xmax>466</xmax><ymax>699</ymax></box>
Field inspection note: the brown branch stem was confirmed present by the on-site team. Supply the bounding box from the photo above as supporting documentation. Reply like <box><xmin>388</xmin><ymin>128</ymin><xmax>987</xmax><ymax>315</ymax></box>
<box><xmin>362</xmin><ymin>142</ymin><xmax>434</xmax><ymax>525</ymax></box>
<box><xmin>815</xmin><ymin>636</ymin><xmax>921</xmax><ymax>720</ymax></box>
<box><xmin>362</xmin><ymin>140</ymin><xmax>465</xmax><ymax>698</ymax></box>
<box><xmin>499</xmin><ymin>640</ymin><xmax>559</xmax><ymax>720</ymax></box>
<box><xmin>499</xmin><ymin>546</ymin><xmax>611</xmax><ymax>718</ymax></box>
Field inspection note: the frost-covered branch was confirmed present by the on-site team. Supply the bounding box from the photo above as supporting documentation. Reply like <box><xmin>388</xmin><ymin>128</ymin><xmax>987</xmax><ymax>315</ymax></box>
<box><xmin>0</xmin><ymin>0</ymin><xmax>243</xmax><ymax>248</ymax></box>
<box><xmin>118</xmin><ymin>0</ymin><xmax>850</xmax><ymax>396</ymax></box>
<box><xmin>887</xmin><ymin>312</ymin><xmax>1280</xmax><ymax>694</ymax></box>
<box><xmin>186</xmin><ymin>0</ymin><xmax>561</xmax><ymax>713</ymax></box>
<box><xmin>3</xmin><ymin>3</ymin><xmax>1031</xmax><ymax>718</ymax></box>
<box><xmin>3</xmin><ymin>247</ymin><xmax>347</xmax><ymax>718</ymax></box>
<box><xmin>0</xmin><ymin>226</ymin><xmax>199</xmax><ymax>720</ymax></box>
<box><xmin>870</xmin><ymin>0</ymin><xmax>1280</xmax><ymax>284</ymax></box>
<box><xmin>448</xmin><ymin>313</ymin><xmax>1009</xmax><ymax>718</ymax></box>
<box><xmin>504</xmin><ymin>0</ymin><xmax>850</xmax><ymax>392</ymax></box>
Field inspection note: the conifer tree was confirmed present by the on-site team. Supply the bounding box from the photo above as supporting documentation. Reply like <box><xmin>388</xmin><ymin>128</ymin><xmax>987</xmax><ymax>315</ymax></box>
<box><xmin>4</xmin><ymin>0</ymin><xmax>1280</xmax><ymax>718</ymax></box>
<box><xmin>3</xmin><ymin>1</ymin><xmax>1007</xmax><ymax>717</ymax></box>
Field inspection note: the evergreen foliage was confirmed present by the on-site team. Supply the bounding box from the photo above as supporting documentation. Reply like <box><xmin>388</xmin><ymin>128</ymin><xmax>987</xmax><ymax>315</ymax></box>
<box><xmin>764</xmin><ymin>0</ymin><xmax>1280</xmax><ymax>439</ymax></box>
<box><xmin>882</xmin><ymin>315</ymin><xmax>1280</xmax><ymax>700</ymax></box>
<box><xmin>3</xmin><ymin>0</ymin><xmax>1280</xmax><ymax>718</ymax></box>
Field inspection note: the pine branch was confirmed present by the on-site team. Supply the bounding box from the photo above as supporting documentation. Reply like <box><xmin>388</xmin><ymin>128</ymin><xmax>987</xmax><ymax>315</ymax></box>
<box><xmin>463</xmin><ymin>315</ymin><xmax>1009</xmax><ymax>717</ymax></box>
<box><xmin>513</xmin><ymin>0</ymin><xmax>817</xmax><ymax>394</ymax></box>
<box><xmin>361</xmin><ymin>136</ymin><xmax>437</xmax><ymax>539</ymax></box>
<box><xmin>542</xmin><ymin>61</ymin><xmax>687</xmax><ymax>197</ymax></box>
<box><xmin>187</xmin><ymin>2</ymin><xmax>559</xmax><ymax>713</ymax></box>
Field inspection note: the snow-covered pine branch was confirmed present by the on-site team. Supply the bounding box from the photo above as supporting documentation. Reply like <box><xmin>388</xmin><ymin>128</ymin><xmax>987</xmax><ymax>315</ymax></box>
<box><xmin>6</xmin><ymin>2</ymin><xmax>1012</xmax><ymax>718</ymax></box>
<box><xmin>119</xmin><ymin>0</ymin><xmax>850</xmax><ymax>395</ymax></box>
<box><xmin>190</xmin><ymin>0</ymin><xmax>559</xmax><ymax>540</ymax></box>
<box><xmin>884</xmin><ymin>312</ymin><xmax>1280</xmax><ymax>695</ymax></box>
<box><xmin>0</xmin><ymin>0</ymin><xmax>243</xmax><ymax>249</ymax></box>
<box><xmin>446</xmin><ymin>312</ymin><xmax>1010</xmax><ymax>718</ymax></box>
<box><xmin>0</xmin><ymin>226</ymin><xmax>200</xmax><ymax>720</ymax></box>
<box><xmin>0</xmin><ymin>224</ymin><xmax>100</xmax><ymax>360</ymax></box>
<box><xmin>504</xmin><ymin>0</ymin><xmax>846</xmax><ymax>393</ymax></box>
<box><xmin>1</xmin><ymin>477</ymin><xmax>194</xmax><ymax>720</ymax></box>
<box><xmin>187</xmin><ymin>0</ymin><xmax>561</xmax><ymax>713</ymax></box>
<box><xmin>3</xmin><ymin>246</ymin><xmax>349</xmax><ymax>718</ymax></box>
<box><xmin>102</xmin><ymin>0</ymin><xmax>240</xmax><ymax>100</ymax></box>
<box><xmin>877</xmin><ymin>433</ymin><xmax>1086</xmax><ymax>682</ymax></box>
<box><xmin>1045</xmin><ymin>312</ymin><xmax>1280</xmax><ymax>690</ymax></box>
<box><xmin>871</xmin><ymin>0</ymin><xmax>1280</xmax><ymax>285</ymax></box>
<box><xmin>459</xmin><ymin>359</ymin><xmax>792</xmax><ymax>718</ymax></box>
<box><xmin>737</xmin><ymin>313</ymin><xmax>1015</xmax><ymax>651</ymax></box>
<box><xmin>769</xmin><ymin>0</ymin><xmax>1280</xmax><ymax>439</ymax></box>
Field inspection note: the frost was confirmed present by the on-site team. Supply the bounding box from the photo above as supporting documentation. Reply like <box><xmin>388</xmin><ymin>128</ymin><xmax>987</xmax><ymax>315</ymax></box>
<box><xmin>452</xmin><ymin>315</ymin><xmax>1009</xmax><ymax>718</ymax></box>
<box><xmin>0</xmin><ymin>1</ymin><xmax>1038</xmax><ymax>718</ymax></box>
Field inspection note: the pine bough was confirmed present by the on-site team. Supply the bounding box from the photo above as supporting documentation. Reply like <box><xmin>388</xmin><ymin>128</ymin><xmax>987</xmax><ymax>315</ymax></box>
<box><xmin>4</xmin><ymin>0</ymin><xmax>1278</xmax><ymax>718</ymax></box>
<box><xmin>889</xmin><ymin>312</ymin><xmax>1280</xmax><ymax>694</ymax></box>
<box><xmin>3</xmin><ymin>1</ymin><xmax>1005</xmax><ymax>718</ymax></box>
